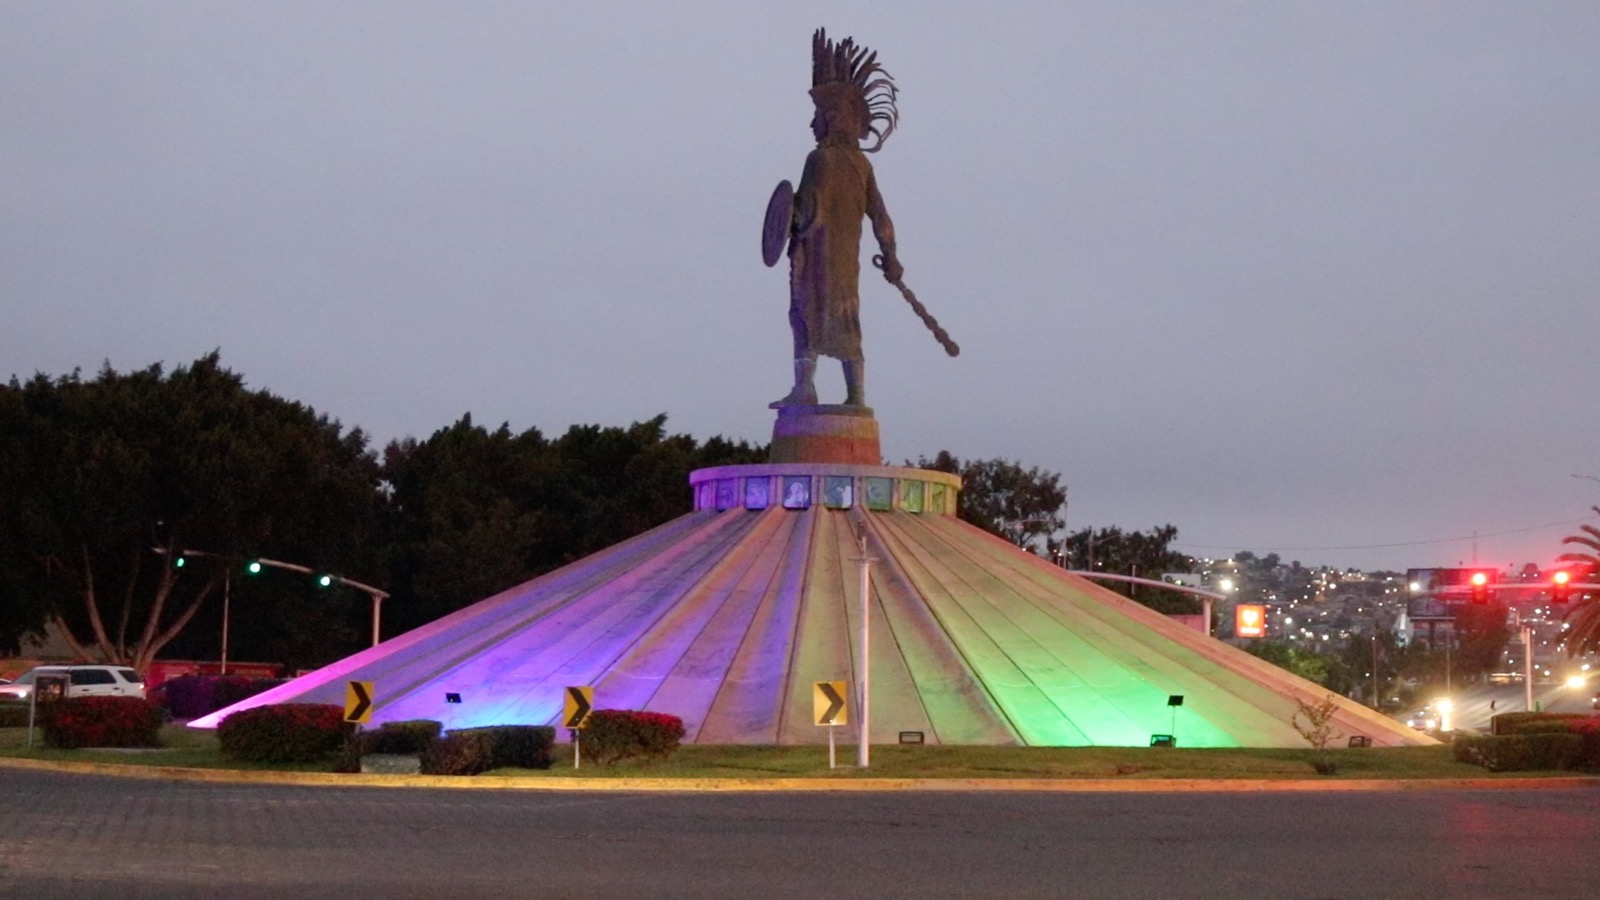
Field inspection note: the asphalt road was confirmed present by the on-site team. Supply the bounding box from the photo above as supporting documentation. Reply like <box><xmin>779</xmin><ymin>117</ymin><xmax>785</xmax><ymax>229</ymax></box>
<box><xmin>2</xmin><ymin>769</ymin><xmax>1598</xmax><ymax>899</ymax></box>
<box><xmin>1402</xmin><ymin>681</ymin><xmax>1596</xmax><ymax>734</ymax></box>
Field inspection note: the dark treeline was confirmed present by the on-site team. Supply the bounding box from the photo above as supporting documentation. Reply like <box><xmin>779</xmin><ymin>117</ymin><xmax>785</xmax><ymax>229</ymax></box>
<box><xmin>2</xmin><ymin>353</ymin><xmax>1184</xmax><ymax>672</ymax></box>
<box><xmin>0</xmin><ymin>354</ymin><xmax>763</xmax><ymax>670</ymax></box>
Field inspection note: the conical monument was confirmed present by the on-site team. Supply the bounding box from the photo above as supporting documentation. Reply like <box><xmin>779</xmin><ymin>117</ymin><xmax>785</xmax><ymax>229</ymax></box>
<box><xmin>194</xmin><ymin>30</ymin><xmax>1431</xmax><ymax>749</ymax></box>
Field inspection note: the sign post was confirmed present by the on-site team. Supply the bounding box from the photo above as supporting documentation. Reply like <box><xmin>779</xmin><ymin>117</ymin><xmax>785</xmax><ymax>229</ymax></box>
<box><xmin>813</xmin><ymin>681</ymin><xmax>849</xmax><ymax>769</ymax></box>
<box><xmin>27</xmin><ymin>673</ymin><xmax>70</xmax><ymax>748</ymax></box>
<box><xmin>564</xmin><ymin>686</ymin><xmax>593</xmax><ymax>769</ymax></box>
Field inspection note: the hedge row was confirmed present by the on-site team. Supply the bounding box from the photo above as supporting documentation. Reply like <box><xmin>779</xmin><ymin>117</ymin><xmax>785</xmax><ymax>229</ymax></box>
<box><xmin>39</xmin><ymin>697</ymin><xmax>164</xmax><ymax>749</ymax></box>
<box><xmin>580</xmin><ymin>710</ymin><xmax>686</xmax><ymax>766</ymax></box>
<box><xmin>218</xmin><ymin>703</ymin><xmax>352</xmax><ymax>762</ymax></box>
<box><xmin>1458</xmin><ymin>714</ymin><xmax>1600</xmax><ymax>772</ymax></box>
<box><xmin>1490</xmin><ymin>712</ymin><xmax>1596</xmax><ymax>736</ymax></box>
<box><xmin>0</xmin><ymin>701</ymin><xmax>30</xmax><ymax>728</ymax></box>
<box><xmin>331</xmin><ymin>720</ymin><xmax>556</xmax><ymax>774</ymax></box>
<box><xmin>421</xmin><ymin>726</ymin><xmax>556</xmax><ymax>775</ymax></box>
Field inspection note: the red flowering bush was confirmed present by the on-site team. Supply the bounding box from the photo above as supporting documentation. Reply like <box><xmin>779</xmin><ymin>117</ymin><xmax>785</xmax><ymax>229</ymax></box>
<box><xmin>39</xmin><ymin>697</ymin><xmax>163</xmax><ymax>749</ymax></box>
<box><xmin>580</xmin><ymin>710</ymin><xmax>685</xmax><ymax>766</ymax></box>
<box><xmin>218</xmin><ymin>703</ymin><xmax>351</xmax><ymax>762</ymax></box>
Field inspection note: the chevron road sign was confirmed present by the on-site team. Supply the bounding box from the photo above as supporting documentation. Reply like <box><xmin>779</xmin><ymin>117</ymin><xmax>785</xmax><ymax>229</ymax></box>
<box><xmin>344</xmin><ymin>681</ymin><xmax>374</xmax><ymax>724</ymax></box>
<box><xmin>813</xmin><ymin>681</ymin><xmax>848</xmax><ymax>726</ymax></box>
<box><xmin>563</xmin><ymin>686</ymin><xmax>593</xmax><ymax>729</ymax></box>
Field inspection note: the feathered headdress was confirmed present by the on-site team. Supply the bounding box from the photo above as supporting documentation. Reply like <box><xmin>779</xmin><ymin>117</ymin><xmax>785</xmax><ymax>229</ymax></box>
<box><xmin>810</xmin><ymin>28</ymin><xmax>898</xmax><ymax>153</ymax></box>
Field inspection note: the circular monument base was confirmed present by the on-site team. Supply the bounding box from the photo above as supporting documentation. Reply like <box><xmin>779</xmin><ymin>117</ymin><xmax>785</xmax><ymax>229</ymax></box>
<box><xmin>690</xmin><ymin>462</ymin><xmax>961</xmax><ymax>516</ymax></box>
<box><xmin>768</xmin><ymin>405</ymin><xmax>881</xmax><ymax>465</ymax></box>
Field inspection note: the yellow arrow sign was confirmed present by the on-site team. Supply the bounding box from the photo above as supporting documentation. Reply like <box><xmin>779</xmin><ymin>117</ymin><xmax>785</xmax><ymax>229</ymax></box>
<box><xmin>814</xmin><ymin>681</ymin><xmax>848</xmax><ymax>726</ymax></box>
<box><xmin>564</xmin><ymin>686</ymin><xmax>593</xmax><ymax>729</ymax></box>
<box><xmin>344</xmin><ymin>680</ymin><xmax>374</xmax><ymax>724</ymax></box>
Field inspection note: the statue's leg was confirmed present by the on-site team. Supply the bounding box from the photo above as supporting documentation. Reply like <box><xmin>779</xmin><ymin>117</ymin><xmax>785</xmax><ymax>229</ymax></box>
<box><xmin>842</xmin><ymin>358</ymin><xmax>865</xmax><ymax>407</ymax></box>
<box><xmin>771</xmin><ymin>353</ymin><xmax>818</xmax><ymax>408</ymax></box>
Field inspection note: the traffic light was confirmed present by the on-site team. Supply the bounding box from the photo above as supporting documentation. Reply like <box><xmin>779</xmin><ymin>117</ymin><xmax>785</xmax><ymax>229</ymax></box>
<box><xmin>1469</xmin><ymin>571</ymin><xmax>1489</xmax><ymax>604</ymax></box>
<box><xmin>316</xmin><ymin>573</ymin><xmax>335</xmax><ymax>588</ymax></box>
<box><xmin>1552</xmin><ymin>569</ymin><xmax>1571</xmax><ymax>604</ymax></box>
<box><xmin>173</xmin><ymin>555</ymin><xmax>188</xmax><ymax>568</ymax></box>
<box><xmin>246</xmin><ymin>560</ymin><xmax>264</xmax><ymax>575</ymax></box>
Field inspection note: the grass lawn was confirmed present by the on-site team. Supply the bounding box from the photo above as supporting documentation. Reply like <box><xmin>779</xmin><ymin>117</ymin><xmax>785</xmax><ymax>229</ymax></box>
<box><xmin>1</xmin><ymin>724</ymin><xmax>1581</xmax><ymax>780</ymax></box>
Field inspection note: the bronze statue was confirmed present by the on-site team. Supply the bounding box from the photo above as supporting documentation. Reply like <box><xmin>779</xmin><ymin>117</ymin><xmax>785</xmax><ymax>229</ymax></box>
<box><xmin>765</xmin><ymin>29</ymin><xmax>905</xmax><ymax>409</ymax></box>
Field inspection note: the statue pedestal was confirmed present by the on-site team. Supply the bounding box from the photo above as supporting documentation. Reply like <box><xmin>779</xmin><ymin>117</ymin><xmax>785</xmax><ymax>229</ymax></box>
<box><xmin>769</xmin><ymin>405</ymin><xmax>881</xmax><ymax>465</ymax></box>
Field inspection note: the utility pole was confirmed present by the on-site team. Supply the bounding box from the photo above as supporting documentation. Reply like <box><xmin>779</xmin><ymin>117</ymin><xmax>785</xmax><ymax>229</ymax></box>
<box><xmin>1371</xmin><ymin>631</ymin><xmax>1380</xmax><ymax>708</ymax></box>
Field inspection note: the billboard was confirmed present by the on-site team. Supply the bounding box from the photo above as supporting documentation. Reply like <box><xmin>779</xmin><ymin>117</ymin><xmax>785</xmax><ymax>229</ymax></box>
<box><xmin>1406</xmin><ymin>567</ymin><xmax>1498</xmax><ymax>620</ymax></box>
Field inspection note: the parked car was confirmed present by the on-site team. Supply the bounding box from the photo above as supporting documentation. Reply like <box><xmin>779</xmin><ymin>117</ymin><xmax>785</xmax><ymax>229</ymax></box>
<box><xmin>0</xmin><ymin>665</ymin><xmax>146</xmax><ymax>701</ymax></box>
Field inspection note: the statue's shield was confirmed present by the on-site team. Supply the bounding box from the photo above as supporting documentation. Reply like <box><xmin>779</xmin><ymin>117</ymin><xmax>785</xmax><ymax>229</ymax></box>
<box><xmin>762</xmin><ymin>180</ymin><xmax>794</xmax><ymax>267</ymax></box>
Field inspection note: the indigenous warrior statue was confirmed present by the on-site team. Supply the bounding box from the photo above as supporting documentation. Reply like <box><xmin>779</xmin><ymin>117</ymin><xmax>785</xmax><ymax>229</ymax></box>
<box><xmin>765</xmin><ymin>29</ymin><xmax>905</xmax><ymax>409</ymax></box>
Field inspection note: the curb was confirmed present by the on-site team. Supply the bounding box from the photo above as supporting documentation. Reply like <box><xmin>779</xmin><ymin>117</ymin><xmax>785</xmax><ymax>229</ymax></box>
<box><xmin>3</xmin><ymin>756</ymin><xmax>1598</xmax><ymax>793</ymax></box>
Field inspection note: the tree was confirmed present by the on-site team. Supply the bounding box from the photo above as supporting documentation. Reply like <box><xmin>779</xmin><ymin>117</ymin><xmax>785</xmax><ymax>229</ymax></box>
<box><xmin>1558</xmin><ymin>508</ymin><xmax>1600</xmax><ymax>656</ymax></box>
<box><xmin>0</xmin><ymin>354</ymin><xmax>380</xmax><ymax>669</ymax></box>
<box><xmin>1059</xmin><ymin>524</ymin><xmax>1194</xmax><ymax>613</ymax></box>
<box><xmin>912</xmin><ymin>452</ymin><xmax>1066</xmax><ymax>552</ymax></box>
<box><xmin>1449</xmin><ymin>602</ymin><xmax>1511</xmax><ymax>679</ymax></box>
<box><xmin>378</xmin><ymin>414</ymin><xmax>764</xmax><ymax>634</ymax></box>
<box><xmin>1244</xmin><ymin>639</ymin><xmax>1334</xmax><ymax>686</ymax></box>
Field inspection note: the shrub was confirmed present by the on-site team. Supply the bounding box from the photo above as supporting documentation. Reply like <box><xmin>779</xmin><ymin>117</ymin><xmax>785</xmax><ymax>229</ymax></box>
<box><xmin>421</xmin><ymin>729</ymin><xmax>498</xmax><ymax>776</ymax></box>
<box><xmin>158</xmin><ymin>675</ymin><xmax>285</xmax><ymax>720</ymax></box>
<box><xmin>218</xmin><ymin>703</ymin><xmax>350</xmax><ymax>762</ymax></box>
<box><xmin>332</xmin><ymin>719</ymin><xmax>446</xmax><ymax>772</ymax></box>
<box><xmin>580</xmin><ymin>710</ymin><xmax>686</xmax><ymax>767</ymax></box>
<box><xmin>0</xmin><ymin>701</ymin><xmax>31</xmax><ymax>728</ymax></box>
<box><xmin>366</xmin><ymin>719</ymin><xmax>444</xmax><ymax>754</ymax></box>
<box><xmin>212</xmin><ymin>676</ymin><xmax>284</xmax><ymax>711</ymax></box>
<box><xmin>39</xmin><ymin>697</ymin><xmax>163</xmax><ymax>749</ymax></box>
<box><xmin>1486</xmin><ymin>714</ymin><xmax>1600</xmax><ymax>773</ymax></box>
<box><xmin>1490</xmin><ymin>712</ymin><xmax>1592</xmax><ymax>736</ymax></box>
<box><xmin>1453</xmin><ymin>733</ymin><xmax>1584</xmax><ymax>772</ymax></box>
<box><xmin>419</xmin><ymin>725</ymin><xmax>556</xmax><ymax>775</ymax></box>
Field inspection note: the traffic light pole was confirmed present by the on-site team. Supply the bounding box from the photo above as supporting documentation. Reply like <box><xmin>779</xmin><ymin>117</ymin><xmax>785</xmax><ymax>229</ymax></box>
<box><xmin>252</xmin><ymin>557</ymin><xmax>389</xmax><ymax>647</ymax></box>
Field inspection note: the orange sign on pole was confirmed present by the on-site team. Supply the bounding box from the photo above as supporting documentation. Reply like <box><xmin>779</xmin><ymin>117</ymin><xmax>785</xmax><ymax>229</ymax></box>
<box><xmin>1235</xmin><ymin>604</ymin><xmax>1266</xmax><ymax>638</ymax></box>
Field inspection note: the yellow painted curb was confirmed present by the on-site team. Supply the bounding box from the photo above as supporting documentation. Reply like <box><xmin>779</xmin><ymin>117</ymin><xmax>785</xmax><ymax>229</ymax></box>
<box><xmin>2</xmin><ymin>756</ymin><xmax>1597</xmax><ymax>793</ymax></box>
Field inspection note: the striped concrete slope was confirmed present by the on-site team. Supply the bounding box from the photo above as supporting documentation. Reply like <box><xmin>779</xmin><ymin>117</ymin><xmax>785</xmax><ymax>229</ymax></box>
<box><xmin>192</xmin><ymin>494</ymin><xmax>1432</xmax><ymax>748</ymax></box>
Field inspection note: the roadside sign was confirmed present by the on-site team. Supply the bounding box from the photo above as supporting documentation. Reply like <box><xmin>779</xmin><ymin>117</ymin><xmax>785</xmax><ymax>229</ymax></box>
<box><xmin>344</xmin><ymin>680</ymin><xmax>374</xmax><ymax>724</ymax></box>
<box><xmin>814</xmin><ymin>681</ymin><xmax>848</xmax><ymax>726</ymax></box>
<box><xmin>563</xmin><ymin>686</ymin><xmax>593</xmax><ymax>729</ymax></box>
<box><xmin>814</xmin><ymin>681</ymin><xmax>850</xmax><ymax>770</ymax></box>
<box><xmin>1235</xmin><ymin>604</ymin><xmax>1266</xmax><ymax>638</ymax></box>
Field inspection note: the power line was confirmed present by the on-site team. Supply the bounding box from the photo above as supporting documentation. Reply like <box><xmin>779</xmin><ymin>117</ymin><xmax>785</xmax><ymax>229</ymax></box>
<box><xmin>1173</xmin><ymin>516</ymin><xmax>1593</xmax><ymax>554</ymax></box>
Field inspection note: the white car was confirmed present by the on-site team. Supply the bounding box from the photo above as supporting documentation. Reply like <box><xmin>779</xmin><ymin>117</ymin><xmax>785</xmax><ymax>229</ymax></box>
<box><xmin>0</xmin><ymin>665</ymin><xmax>146</xmax><ymax>701</ymax></box>
<box><xmin>1405</xmin><ymin>708</ymin><xmax>1439</xmax><ymax>732</ymax></box>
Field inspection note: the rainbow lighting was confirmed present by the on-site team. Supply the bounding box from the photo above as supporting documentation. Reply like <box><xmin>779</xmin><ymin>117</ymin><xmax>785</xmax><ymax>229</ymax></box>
<box><xmin>191</xmin><ymin>459</ymin><xmax>1433</xmax><ymax>749</ymax></box>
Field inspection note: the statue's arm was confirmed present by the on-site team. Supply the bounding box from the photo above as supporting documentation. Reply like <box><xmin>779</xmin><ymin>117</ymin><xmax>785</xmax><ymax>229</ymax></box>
<box><xmin>792</xmin><ymin>152</ymin><xmax>821</xmax><ymax>240</ymax></box>
<box><xmin>865</xmin><ymin>169</ymin><xmax>902</xmax><ymax>282</ymax></box>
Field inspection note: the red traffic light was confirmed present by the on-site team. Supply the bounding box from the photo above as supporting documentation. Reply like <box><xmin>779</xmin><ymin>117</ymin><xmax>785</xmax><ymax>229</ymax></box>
<box><xmin>1469</xmin><ymin>571</ymin><xmax>1490</xmax><ymax>603</ymax></box>
<box><xmin>1553</xmin><ymin>569</ymin><xmax>1571</xmax><ymax>604</ymax></box>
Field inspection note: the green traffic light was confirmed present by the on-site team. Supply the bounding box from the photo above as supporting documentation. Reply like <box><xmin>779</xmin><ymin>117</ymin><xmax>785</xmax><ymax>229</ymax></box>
<box><xmin>246</xmin><ymin>560</ymin><xmax>263</xmax><ymax>575</ymax></box>
<box><xmin>317</xmin><ymin>574</ymin><xmax>334</xmax><ymax>588</ymax></box>
<box><xmin>174</xmin><ymin>556</ymin><xmax>187</xmax><ymax>568</ymax></box>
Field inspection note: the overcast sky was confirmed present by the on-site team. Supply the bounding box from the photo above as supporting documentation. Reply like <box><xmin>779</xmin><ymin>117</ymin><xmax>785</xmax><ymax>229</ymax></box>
<box><xmin>4</xmin><ymin>3</ymin><xmax>1598</xmax><ymax>573</ymax></box>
